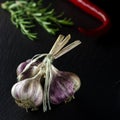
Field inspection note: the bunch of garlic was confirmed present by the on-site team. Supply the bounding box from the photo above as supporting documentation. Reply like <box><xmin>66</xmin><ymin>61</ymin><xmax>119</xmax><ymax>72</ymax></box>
<box><xmin>11</xmin><ymin>34</ymin><xmax>81</xmax><ymax>112</ymax></box>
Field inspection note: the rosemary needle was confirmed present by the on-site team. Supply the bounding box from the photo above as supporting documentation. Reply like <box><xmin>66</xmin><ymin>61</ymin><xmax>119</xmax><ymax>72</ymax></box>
<box><xmin>1</xmin><ymin>0</ymin><xmax>73</xmax><ymax>40</ymax></box>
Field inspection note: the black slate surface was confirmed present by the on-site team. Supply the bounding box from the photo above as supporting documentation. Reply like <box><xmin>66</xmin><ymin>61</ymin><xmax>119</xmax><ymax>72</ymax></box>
<box><xmin>0</xmin><ymin>0</ymin><xmax>119</xmax><ymax>120</ymax></box>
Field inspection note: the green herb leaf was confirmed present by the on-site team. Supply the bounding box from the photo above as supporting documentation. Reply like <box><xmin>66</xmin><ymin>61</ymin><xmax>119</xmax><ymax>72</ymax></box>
<box><xmin>1</xmin><ymin>0</ymin><xmax>73</xmax><ymax>40</ymax></box>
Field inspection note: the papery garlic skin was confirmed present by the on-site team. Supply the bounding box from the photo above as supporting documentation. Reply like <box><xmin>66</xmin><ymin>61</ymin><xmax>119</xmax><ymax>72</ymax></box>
<box><xmin>49</xmin><ymin>66</ymin><xmax>81</xmax><ymax>104</ymax></box>
<box><xmin>11</xmin><ymin>78</ymin><xmax>43</xmax><ymax>110</ymax></box>
<box><xmin>17</xmin><ymin>59</ymin><xmax>40</xmax><ymax>81</ymax></box>
<box><xmin>16</xmin><ymin>59</ymin><xmax>31</xmax><ymax>76</ymax></box>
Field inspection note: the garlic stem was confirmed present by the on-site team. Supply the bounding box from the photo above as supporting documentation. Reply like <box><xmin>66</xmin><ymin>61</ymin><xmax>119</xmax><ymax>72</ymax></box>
<box><xmin>49</xmin><ymin>34</ymin><xmax>71</xmax><ymax>56</ymax></box>
<box><xmin>49</xmin><ymin>34</ymin><xmax>65</xmax><ymax>55</ymax></box>
<box><xmin>54</xmin><ymin>40</ymin><xmax>81</xmax><ymax>59</ymax></box>
<box><xmin>49</xmin><ymin>34</ymin><xmax>70</xmax><ymax>56</ymax></box>
<box><xmin>49</xmin><ymin>34</ymin><xmax>81</xmax><ymax>60</ymax></box>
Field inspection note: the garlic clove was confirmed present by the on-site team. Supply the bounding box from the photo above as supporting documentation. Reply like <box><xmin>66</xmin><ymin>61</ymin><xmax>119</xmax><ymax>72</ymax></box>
<box><xmin>66</xmin><ymin>72</ymin><xmax>81</xmax><ymax>92</ymax></box>
<box><xmin>49</xmin><ymin>66</ymin><xmax>81</xmax><ymax>104</ymax></box>
<box><xmin>11</xmin><ymin>78</ymin><xmax>43</xmax><ymax>110</ymax></box>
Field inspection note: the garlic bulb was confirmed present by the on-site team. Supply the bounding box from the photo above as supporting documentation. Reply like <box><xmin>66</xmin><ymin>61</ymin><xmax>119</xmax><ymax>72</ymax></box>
<box><xmin>17</xmin><ymin>59</ymin><xmax>40</xmax><ymax>81</ymax></box>
<box><xmin>49</xmin><ymin>65</ymin><xmax>81</xmax><ymax>104</ymax></box>
<box><xmin>16</xmin><ymin>59</ymin><xmax>31</xmax><ymax>76</ymax></box>
<box><xmin>11</xmin><ymin>34</ymin><xmax>81</xmax><ymax>112</ymax></box>
<box><xmin>11</xmin><ymin>78</ymin><xmax>43</xmax><ymax>111</ymax></box>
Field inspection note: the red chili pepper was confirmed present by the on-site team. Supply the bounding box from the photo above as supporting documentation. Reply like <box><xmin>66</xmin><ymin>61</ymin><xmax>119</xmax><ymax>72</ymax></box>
<box><xmin>69</xmin><ymin>0</ymin><xmax>111</xmax><ymax>36</ymax></box>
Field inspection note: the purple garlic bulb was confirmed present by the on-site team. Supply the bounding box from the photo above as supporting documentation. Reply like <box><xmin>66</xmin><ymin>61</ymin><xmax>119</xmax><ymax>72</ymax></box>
<box><xmin>17</xmin><ymin>59</ymin><xmax>41</xmax><ymax>81</ymax></box>
<box><xmin>11</xmin><ymin>78</ymin><xmax>43</xmax><ymax>111</ymax></box>
<box><xmin>16</xmin><ymin>59</ymin><xmax>31</xmax><ymax>76</ymax></box>
<box><xmin>49</xmin><ymin>66</ymin><xmax>81</xmax><ymax>104</ymax></box>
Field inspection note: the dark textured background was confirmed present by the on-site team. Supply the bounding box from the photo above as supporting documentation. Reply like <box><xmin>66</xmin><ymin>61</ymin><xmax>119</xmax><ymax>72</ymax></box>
<box><xmin>0</xmin><ymin>0</ymin><xmax>119</xmax><ymax>120</ymax></box>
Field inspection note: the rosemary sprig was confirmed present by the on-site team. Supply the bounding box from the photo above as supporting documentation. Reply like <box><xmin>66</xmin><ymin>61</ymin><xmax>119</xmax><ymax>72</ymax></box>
<box><xmin>1</xmin><ymin>0</ymin><xmax>73</xmax><ymax>40</ymax></box>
